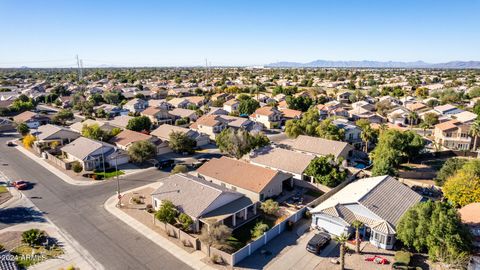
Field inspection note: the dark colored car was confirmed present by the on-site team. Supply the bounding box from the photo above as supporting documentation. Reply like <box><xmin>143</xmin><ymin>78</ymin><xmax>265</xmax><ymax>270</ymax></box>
<box><xmin>12</xmin><ymin>180</ymin><xmax>28</xmax><ymax>190</ymax></box>
<box><xmin>306</xmin><ymin>232</ymin><xmax>331</xmax><ymax>254</ymax></box>
<box><xmin>156</xmin><ymin>160</ymin><xmax>175</xmax><ymax>169</ymax></box>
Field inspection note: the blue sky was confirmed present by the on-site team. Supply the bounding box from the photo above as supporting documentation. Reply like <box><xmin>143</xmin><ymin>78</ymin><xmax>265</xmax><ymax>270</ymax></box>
<box><xmin>1</xmin><ymin>0</ymin><xmax>479</xmax><ymax>67</ymax></box>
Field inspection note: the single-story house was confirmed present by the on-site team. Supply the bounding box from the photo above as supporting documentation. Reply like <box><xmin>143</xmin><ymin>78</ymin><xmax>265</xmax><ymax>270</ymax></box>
<box><xmin>35</xmin><ymin>124</ymin><xmax>80</xmax><ymax>147</ymax></box>
<box><xmin>248</xmin><ymin>146</ymin><xmax>314</xmax><ymax>181</ymax></box>
<box><xmin>61</xmin><ymin>137</ymin><xmax>129</xmax><ymax>171</ymax></box>
<box><xmin>151</xmin><ymin>173</ymin><xmax>255</xmax><ymax>232</ymax></box>
<box><xmin>150</xmin><ymin>124</ymin><xmax>210</xmax><ymax>147</ymax></box>
<box><xmin>290</xmin><ymin>135</ymin><xmax>354</xmax><ymax>160</ymax></box>
<box><xmin>108</xmin><ymin>115</ymin><xmax>133</xmax><ymax>129</ymax></box>
<box><xmin>70</xmin><ymin>119</ymin><xmax>116</xmax><ymax>134</ymax></box>
<box><xmin>434</xmin><ymin>104</ymin><xmax>463</xmax><ymax>115</ymax></box>
<box><xmin>0</xmin><ymin>117</ymin><xmax>15</xmax><ymax>132</ymax></box>
<box><xmin>196</xmin><ymin>156</ymin><xmax>292</xmax><ymax>202</ymax></box>
<box><xmin>13</xmin><ymin>111</ymin><xmax>50</xmax><ymax>129</ymax></box>
<box><xmin>169</xmin><ymin>108</ymin><xmax>198</xmax><ymax>122</ymax></box>
<box><xmin>110</xmin><ymin>129</ymin><xmax>170</xmax><ymax>154</ymax></box>
<box><xmin>310</xmin><ymin>175</ymin><xmax>422</xmax><ymax>249</ymax></box>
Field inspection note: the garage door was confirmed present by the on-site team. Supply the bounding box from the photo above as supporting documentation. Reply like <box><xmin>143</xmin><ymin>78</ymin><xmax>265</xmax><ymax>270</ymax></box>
<box><xmin>157</xmin><ymin>146</ymin><xmax>172</xmax><ymax>155</ymax></box>
<box><xmin>315</xmin><ymin>218</ymin><xmax>347</xmax><ymax>236</ymax></box>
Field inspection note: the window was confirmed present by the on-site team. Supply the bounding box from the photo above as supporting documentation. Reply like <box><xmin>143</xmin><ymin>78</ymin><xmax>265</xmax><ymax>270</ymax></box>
<box><xmin>260</xmin><ymin>193</ymin><xmax>265</xmax><ymax>201</ymax></box>
<box><xmin>387</xmin><ymin>236</ymin><xmax>392</xmax><ymax>245</ymax></box>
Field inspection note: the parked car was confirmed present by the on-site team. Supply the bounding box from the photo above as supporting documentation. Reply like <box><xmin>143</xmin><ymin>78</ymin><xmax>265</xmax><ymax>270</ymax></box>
<box><xmin>156</xmin><ymin>159</ymin><xmax>175</xmax><ymax>169</ymax></box>
<box><xmin>12</xmin><ymin>180</ymin><xmax>28</xmax><ymax>190</ymax></box>
<box><xmin>306</xmin><ymin>232</ymin><xmax>331</xmax><ymax>254</ymax></box>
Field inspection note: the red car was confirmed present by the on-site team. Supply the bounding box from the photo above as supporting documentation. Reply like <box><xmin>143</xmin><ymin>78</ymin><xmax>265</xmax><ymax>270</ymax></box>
<box><xmin>365</xmin><ymin>255</ymin><xmax>389</xmax><ymax>264</ymax></box>
<box><xmin>13</xmin><ymin>181</ymin><xmax>28</xmax><ymax>190</ymax></box>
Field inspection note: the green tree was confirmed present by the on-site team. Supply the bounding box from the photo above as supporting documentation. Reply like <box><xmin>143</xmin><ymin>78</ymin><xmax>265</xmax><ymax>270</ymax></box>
<box><xmin>103</xmin><ymin>91</ymin><xmax>123</xmax><ymax>105</ymax></box>
<box><xmin>396</xmin><ymin>201</ymin><xmax>472</xmax><ymax>266</ymax></box>
<box><xmin>285</xmin><ymin>108</ymin><xmax>320</xmax><ymax>138</ymax></box>
<box><xmin>168</xmin><ymin>131</ymin><xmax>196</xmax><ymax>154</ymax></box>
<box><xmin>21</xmin><ymin>229</ymin><xmax>45</xmax><ymax>247</ymax></box>
<box><xmin>16</xmin><ymin>122</ymin><xmax>30</xmax><ymax>136</ymax></box>
<box><xmin>370</xmin><ymin>130</ymin><xmax>424</xmax><ymax>176</ymax></box>
<box><xmin>238</xmin><ymin>98</ymin><xmax>260</xmax><ymax>115</ymax></box>
<box><xmin>81</xmin><ymin>124</ymin><xmax>109</xmax><ymax>141</ymax></box>
<box><xmin>215</xmin><ymin>128</ymin><xmax>268</xmax><ymax>159</ymax></box>
<box><xmin>286</xmin><ymin>96</ymin><xmax>313</xmax><ymax>112</ymax></box>
<box><xmin>423</xmin><ymin>112</ymin><xmax>439</xmax><ymax>128</ymax></box>
<box><xmin>304</xmin><ymin>155</ymin><xmax>347</xmax><ymax>187</ymax></box>
<box><xmin>154</xmin><ymin>200</ymin><xmax>178</xmax><ymax>224</ymax></box>
<box><xmin>260</xmin><ymin>199</ymin><xmax>280</xmax><ymax>216</ymax></box>
<box><xmin>251</xmin><ymin>222</ymin><xmax>270</xmax><ymax>239</ymax></box>
<box><xmin>52</xmin><ymin>109</ymin><xmax>74</xmax><ymax>125</ymax></box>
<box><xmin>356</xmin><ymin>119</ymin><xmax>375</xmax><ymax>152</ymax></box>
<box><xmin>435</xmin><ymin>158</ymin><xmax>467</xmax><ymax>186</ymax></box>
<box><xmin>126</xmin><ymin>116</ymin><xmax>152</xmax><ymax>132</ymax></box>
<box><xmin>316</xmin><ymin>118</ymin><xmax>345</xmax><ymax>141</ymax></box>
<box><xmin>178</xmin><ymin>213</ymin><xmax>193</xmax><ymax>231</ymax></box>
<box><xmin>128</xmin><ymin>140</ymin><xmax>156</xmax><ymax>163</ymax></box>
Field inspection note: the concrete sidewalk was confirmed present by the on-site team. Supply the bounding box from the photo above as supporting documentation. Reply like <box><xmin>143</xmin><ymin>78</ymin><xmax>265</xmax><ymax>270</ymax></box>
<box><xmin>104</xmin><ymin>182</ymin><xmax>215</xmax><ymax>270</ymax></box>
<box><xmin>14</xmin><ymin>144</ymin><xmax>101</xmax><ymax>186</ymax></box>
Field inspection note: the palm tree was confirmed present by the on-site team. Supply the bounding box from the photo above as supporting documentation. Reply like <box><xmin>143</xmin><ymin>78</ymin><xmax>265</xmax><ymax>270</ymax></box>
<box><xmin>334</xmin><ymin>233</ymin><xmax>349</xmax><ymax>270</ymax></box>
<box><xmin>351</xmin><ymin>220</ymin><xmax>364</xmax><ymax>254</ymax></box>
<box><xmin>408</xmin><ymin>111</ymin><xmax>419</xmax><ymax>128</ymax></box>
<box><xmin>360</xmin><ymin>126</ymin><xmax>374</xmax><ymax>152</ymax></box>
<box><xmin>469</xmin><ymin>120</ymin><xmax>480</xmax><ymax>151</ymax></box>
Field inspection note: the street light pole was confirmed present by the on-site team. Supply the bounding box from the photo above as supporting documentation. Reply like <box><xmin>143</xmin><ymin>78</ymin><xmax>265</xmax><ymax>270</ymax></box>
<box><xmin>115</xmin><ymin>155</ymin><xmax>121</xmax><ymax>207</ymax></box>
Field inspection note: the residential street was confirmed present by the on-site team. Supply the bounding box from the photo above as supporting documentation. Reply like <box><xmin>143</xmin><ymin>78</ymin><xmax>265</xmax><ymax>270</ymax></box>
<box><xmin>0</xmin><ymin>135</ymin><xmax>192</xmax><ymax>270</ymax></box>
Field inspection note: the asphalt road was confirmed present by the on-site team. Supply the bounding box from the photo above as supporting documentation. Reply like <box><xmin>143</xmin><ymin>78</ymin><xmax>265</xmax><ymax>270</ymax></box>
<box><xmin>0</xmin><ymin>135</ymin><xmax>192</xmax><ymax>270</ymax></box>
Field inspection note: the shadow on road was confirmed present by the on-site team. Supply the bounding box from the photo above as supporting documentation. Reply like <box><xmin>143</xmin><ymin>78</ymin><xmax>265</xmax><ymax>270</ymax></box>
<box><xmin>0</xmin><ymin>206</ymin><xmax>47</xmax><ymax>224</ymax></box>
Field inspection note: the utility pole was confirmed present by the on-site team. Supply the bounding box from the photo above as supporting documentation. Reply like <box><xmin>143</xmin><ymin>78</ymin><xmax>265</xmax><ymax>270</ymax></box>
<box><xmin>115</xmin><ymin>155</ymin><xmax>121</xmax><ymax>207</ymax></box>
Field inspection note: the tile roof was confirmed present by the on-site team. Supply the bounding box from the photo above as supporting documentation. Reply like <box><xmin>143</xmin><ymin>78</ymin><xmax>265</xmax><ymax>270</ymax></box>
<box><xmin>252</xmin><ymin>106</ymin><xmax>280</xmax><ymax>117</ymax></box>
<box><xmin>291</xmin><ymin>135</ymin><xmax>353</xmax><ymax>159</ymax></box>
<box><xmin>435</xmin><ymin>119</ymin><xmax>461</xmax><ymax>131</ymax></box>
<box><xmin>36</xmin><ymin>124</ymin><xmax>79</xmax><ymax>141</ymax></box>
<box><xmin>249</xmin><ymin>147</ymin><xmax>314</xmax><ymax>175</ymax></box>
<box><xmin>110</xmin><ymin>129</ymin><xmax>153</xmax><ymax>147</ymax></box>
<box><xmin>280</xmin><ymin>108</ymin><xmax>302</xmax><ymax>118</ymax></box>
<box><xmin>151</xmin><ymin>173</ymin><xmax>244</xmax><ymax>218</ymax></box>
<box><xmin>150</xmin><ymin>124</ymin><xmax>190</xmax><ymax>140</ymax></box>
<box><xmin>311</xmin><ymin>175</ymin><xmax>422</xmax><ymax>230</ymax></box>
<box><xmin>454</xmin><ymin>111</ymin><xmax>477</xmax><ymax>123</ymax></box>
<box><xmin>197</xmin><ymin>156</ymin><xmax>289</xmax><ymax>193</ymax></box>
<box><xmin>108</xmin><ymin>115</ymin><xmax>133</xmax><ymax>129</ymax></box>
<box><xmin>141</xmin><ymin>106</ymin><xmax>161</xmax><ymax>116</ymax></box>
<box><xmin>169</xmin><ymin>108</ymin><xmax>196</xmax><ymax>118</ymax></box>
<box><xmin>12</xmin><ymin>111</ymin><xmax>37</xmax><ymax>122</ymax></box>
<box><xmin>61</xmin><ymin>137</ymin><xmax>116</xmax><ymax>160</ymax></box>
<box><xmin>406</xmin><ymin>102</ymin><xmax>427</xmax><ymax>111</ymax></box>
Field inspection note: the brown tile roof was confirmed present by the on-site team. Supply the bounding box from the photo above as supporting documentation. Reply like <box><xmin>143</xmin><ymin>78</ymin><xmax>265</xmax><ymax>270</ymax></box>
<box><xmin>291</xmin><ymin>135</ymin><xmax>353</xmax><ymax>159</ymax></box>
<box><xmin>435</xmin><ymin>119</ymin><xmax>461</xmax><ymax>131</ymax></box>
<box><xmin>13</xmin><ymin>111</ymin><xmax>37</xmax><ymax>123</ymax></box>
<box><xmin>406</xmin><ymin>102</ymin><xmax>427</xmax><ymax>111</ymax></box>
<box><xmin>249</xmin><ymin>147</ymin><xmax>314</xmax><ymax>175</ymax></box>
<box><xmin>110</xmin><ymin>129</ymin><xmax>153</xmax><ymax>147</ymax></box>
<box><xmin>197</xmin><ymin>156</ymin><xmax>286</xmax><ymax>193</ymax></box>
<box><xmin>252</xmin><ymin>106</ymin><xmax>278</xmax><ymax>117</ymax></box>
<box><xmin>185</xmin><ymin>96</ymin><xmax>205</xmax><ymax>104</ymax></box>
<box><xmin>194</xmin><ymin>115</ymin><xmax>223</xmax><ymax>127</ymax></box>
<box><xmin>141</xmin><ymin>106</ymin><xmax>161</xmax><ymax>116</ymax></box>
<box><xmin>280</xmin><ymin>108</ymin><xmax>302</xmax><ymax>118</ymax></box>
<box><xmin>224</xmin><ymin>99</ymin><xmax>239</xmax><ymax>106</ymax></box>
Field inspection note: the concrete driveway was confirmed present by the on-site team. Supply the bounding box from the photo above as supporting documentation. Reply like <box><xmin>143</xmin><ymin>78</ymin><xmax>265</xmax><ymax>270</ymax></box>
<box><xmin>265</xmin><ymin>229</ymin><xmax>338</xmax><ymax>270</ymax></box>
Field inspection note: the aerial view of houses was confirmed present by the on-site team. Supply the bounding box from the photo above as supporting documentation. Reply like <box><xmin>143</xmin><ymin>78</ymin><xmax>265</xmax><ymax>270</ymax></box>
<box><xmin>1</xmin><ymin>1</ymin><xmax>480</xmax><ymax>270</ymax></box>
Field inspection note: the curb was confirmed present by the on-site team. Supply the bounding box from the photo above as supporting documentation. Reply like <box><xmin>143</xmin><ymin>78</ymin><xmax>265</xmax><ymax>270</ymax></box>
<box><xmin>103</xmin><ymin>183</ymin><xmax>215</xmax><ymax>270</ymax></box>
<box><xmin>14</xmin><ymin>145</ymin><xmax>102</xmax><ymax>186</ymax></box>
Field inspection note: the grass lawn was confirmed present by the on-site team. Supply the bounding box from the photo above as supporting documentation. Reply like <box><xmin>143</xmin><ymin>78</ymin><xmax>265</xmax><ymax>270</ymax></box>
<box><xmin>0</xmin><ymin>186</ymin><xmax>8</xmax><ymax>193</ymax></box>
<box><xmin>94</xmin><ymin>170</ymin><xmax>125</xmax><ymax>179</ymax></box>
<box><xmin>232</xmin><ymin>215</ymin><xmax>276</xmax><ymax>246</ymax></box>
<box><xmin>11</xmin><ymin>244</ymin><xmax>64</xmax><ymax>268</ymax></box>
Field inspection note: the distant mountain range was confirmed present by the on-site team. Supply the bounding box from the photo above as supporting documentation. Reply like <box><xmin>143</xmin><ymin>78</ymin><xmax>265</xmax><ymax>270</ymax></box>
<box><xmin>266</xmin><ymin>60</ymin><xmax>480</xmax><ymax>69</ymax></box>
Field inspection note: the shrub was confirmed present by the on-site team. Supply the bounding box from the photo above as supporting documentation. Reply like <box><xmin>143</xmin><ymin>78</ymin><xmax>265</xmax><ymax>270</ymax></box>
<box><xmin>171</xmin><ymin>164</ymin><xmax>187</xmax><ymax>174</ymax></box>
<box><xmin>210</xmin><ymin>254</ymin><xmax>224</xmax><ymax>264</ymax></box>
<box><xmin>22</xmin><ymin>134</ymin><xmax>36</xmax><ymax>149</ymax></box>
<box><xmin>145</xmin><ymin>204</ymin><xmax>153</xmax><ymax>213</ymax></box>
<box><xmin>260</xmin><ymin>199</ymin><xmax>280</xmax><ymax>216</ymax></box>
<box><xmin>16</xmin><ymin>122</ymin><xmax>30</xmax><ymax>136</ymax></box>
<box><xmin>251</xmin><ymin>221</ymin><xmax>270</xmax><ymax>239</ymax></box>
<box><xmin>154</xmin><ymin>200</ymin><xmax>178</xmax><ymax>224</ymax></box>
<box><xmin>72</xmin><ymin>161</ymin><xmax>83</xmax><ymax>174</ymax></box>
<box><xmin>22</xmin><ymin>229</ymin><xmax>46</xmax><ymax>246</ymax></box>
<box><xmin>178</xmin><ymin>213</ymin><xmax>193</xmax><ymax>231</ymax></box>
